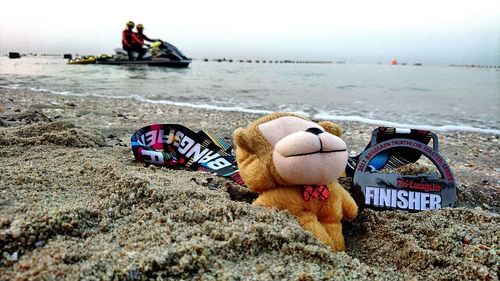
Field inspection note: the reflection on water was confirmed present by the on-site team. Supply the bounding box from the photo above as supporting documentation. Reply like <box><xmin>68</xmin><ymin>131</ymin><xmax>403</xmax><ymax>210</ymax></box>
<box><xmin>126</xmin><ymin>68</ymin><xmax>148</xmax><ymax>79</ymax></box>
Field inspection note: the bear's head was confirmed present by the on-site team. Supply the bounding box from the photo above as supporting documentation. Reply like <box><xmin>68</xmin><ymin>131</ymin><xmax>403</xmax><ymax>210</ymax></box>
<box><xmin>233</xmin><ymin>112</ymin><xmax>347</xmax><ymax>192</ymax></box>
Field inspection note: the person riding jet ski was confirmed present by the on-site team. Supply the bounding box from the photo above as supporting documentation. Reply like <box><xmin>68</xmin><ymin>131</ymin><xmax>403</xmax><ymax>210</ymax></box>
<box><xmin>122</xmin><ymin>21</ymin><xmax>143</xmax><ymax>60</ymax></box>
<box><xmin>134</xmin><ymin>24</ymin><xmax>156</xmax><ymax>46</ymax></box>
<box><xmin>133</xmin><ymin>24</ymin><xmax>156</xmax><ymax>59</ymax></box>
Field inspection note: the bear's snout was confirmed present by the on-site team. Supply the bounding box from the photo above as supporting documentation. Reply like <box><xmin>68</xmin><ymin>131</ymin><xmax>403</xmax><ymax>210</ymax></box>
<box><xmin>274</xmin><ymin>130</ymin><xmax>346</xmax><ymax>157</ymax></box>
<box><xmin>273</xmin><ymin>131</ymin><xmax>348</xmax><ymax>185</ymax></box>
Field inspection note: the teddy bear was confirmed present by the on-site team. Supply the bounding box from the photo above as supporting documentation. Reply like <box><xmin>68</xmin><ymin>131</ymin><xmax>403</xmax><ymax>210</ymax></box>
<box><xmin>233</xmin><ymin>112</ymin><xmax>358</xmax><ymax>251</ymax></box>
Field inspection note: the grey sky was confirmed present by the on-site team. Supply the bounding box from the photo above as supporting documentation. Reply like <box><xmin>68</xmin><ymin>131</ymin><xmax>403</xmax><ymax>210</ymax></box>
<box><xmin>1</xmin><ymin>0</ymin><xmax>499</xmax><ymax>65</ymax></box>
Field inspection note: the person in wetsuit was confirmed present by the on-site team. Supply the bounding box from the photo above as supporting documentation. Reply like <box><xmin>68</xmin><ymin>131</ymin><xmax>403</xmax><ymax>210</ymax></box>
<box><xmin>122</xmin><ymin>21</ymin><xmax>142</xmax><ymax>60</ymax></box>
<box><xmin>133</xmin><ymin>24</ymin><xmax>156</xmax><ymax>59</ymax></box>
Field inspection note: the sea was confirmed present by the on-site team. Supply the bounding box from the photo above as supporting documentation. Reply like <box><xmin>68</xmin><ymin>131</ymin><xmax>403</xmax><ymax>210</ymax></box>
<box><xmin>1</xmin><ymin>56</ymin><xmax>499</xmax><ymax>135</ymax></box>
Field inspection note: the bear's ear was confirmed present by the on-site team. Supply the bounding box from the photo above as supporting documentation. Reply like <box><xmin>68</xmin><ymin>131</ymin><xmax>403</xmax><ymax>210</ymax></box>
<box><xmin>233</xmin><ymin>128</ymin><xmax>254</xmax><ymax>153</ymax></box>
<box><xmin>319</xmin><ymin>121</ymin><xmax>343</xmax><ymax>137</ymax></box>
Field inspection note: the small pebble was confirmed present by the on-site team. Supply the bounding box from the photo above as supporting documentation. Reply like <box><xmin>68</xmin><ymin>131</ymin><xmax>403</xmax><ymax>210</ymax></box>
<box><xmin>208</xmin><ymin>183</ymin><xmax>220</xmax><ymax>190</ymax></box>
<box><xmin>479</xmin><ymin>245</ymin><xmax>491</xmax><ymax>250</ymax></box>
<box><xmin>128</xmin><ymin>270</ymin><xmax>140</xmax><ymax>280</ymax></box>
<box><xmin>4</xmin><ymin>251</ymin><xmax>18</xmax><ymax>261</ymax></box>
<box><xmin>34</xmin><ymin>240</ymin><xmax>47</xmax><ymax>248</ymax></box>
<box><xmin>0</xmin><ymin>218</ymin><xmax>10</xmax><ymax>227</ymax></box>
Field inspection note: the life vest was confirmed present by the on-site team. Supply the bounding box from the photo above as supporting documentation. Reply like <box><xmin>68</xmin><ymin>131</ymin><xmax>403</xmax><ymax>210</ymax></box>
<box><xmin>133</xmin><ymin>32</ymin><xmax>152</xmax><ymax>45</ymax></box>
<box><xmin>122</xmin><ymin>29</ymin><xmax>140</xmax><ymax>48</ymax></box>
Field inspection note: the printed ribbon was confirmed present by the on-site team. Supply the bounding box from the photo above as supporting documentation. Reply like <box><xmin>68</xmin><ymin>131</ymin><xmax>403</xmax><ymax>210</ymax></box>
<box><xmin>131</xmin><ymin>124</ymin><xmax>244</xmax><ymax>185</ymax></box>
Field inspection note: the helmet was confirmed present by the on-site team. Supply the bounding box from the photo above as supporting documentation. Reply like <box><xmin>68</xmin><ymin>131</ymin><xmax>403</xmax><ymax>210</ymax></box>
<box><xmin>137</xmin><ymin>24</ymin><xmax>144</xmax><ymax>30</ymax></box>
<box><xmin>126</xmin><ymin>21</ymin><xmax>135</xmax><ymax>27</ymax></box>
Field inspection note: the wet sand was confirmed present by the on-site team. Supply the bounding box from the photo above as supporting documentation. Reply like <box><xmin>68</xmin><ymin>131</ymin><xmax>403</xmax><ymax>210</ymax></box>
<box><xmin>0</xmin><ymin>88</ymin><xmax>498</xmax><ymax>280</ymax></box>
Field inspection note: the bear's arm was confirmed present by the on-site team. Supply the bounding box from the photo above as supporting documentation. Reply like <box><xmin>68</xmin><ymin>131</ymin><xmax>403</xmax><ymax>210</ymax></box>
<box><xmin>337</xmin><ymin>184</ymin><xmax>358</xmax><ymax>221</ymax></box>
<box><xmin>252</xmin><ymin>188</ymin><xmax>304</xmax><ymax>211</ymax></box>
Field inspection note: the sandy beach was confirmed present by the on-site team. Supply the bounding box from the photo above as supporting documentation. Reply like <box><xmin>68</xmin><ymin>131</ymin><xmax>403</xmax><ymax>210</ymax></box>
<box><xmin>0</xmin><ymin>88</ymin><xmax>498</xmax><ymax>280</ymax></box>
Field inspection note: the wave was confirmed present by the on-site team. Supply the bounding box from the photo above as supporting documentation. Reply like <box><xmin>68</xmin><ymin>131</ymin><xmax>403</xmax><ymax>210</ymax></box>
<box><xmin>314</xmin><ymin>112</ymin><xmax>500</xmax><ymax>135</ymax></box>
<box><xmin>127</xmin><ymin>96</ymin><xmax>500</xmax><ymax>135</ymax></box>
<box><xmin>1</xmin><ymin>84</ymin><xmax>21</xmax><ymax>89</ymax></box>
<box><xmin>91</xmin><ymin>94</ymin><xmax>500</xmax><ymax>135</ymax></box>
<box><xmin>28</xmin><ymin>87</ymin><xmax>71</xmax><ymax>95</ymax></box>
<box><xmin>133</xmin><ymin>95</ymin><xmax>273</xmax><ymax>115</ymax></box>
<box><xmin>1</xmin><ymin>85</ymin><xmax>71</xmax><ymax>95</ymax></box>
<box><xmin>3</xmin><ymin>84</ymin><xmax>499</xmax><ymax>135</ymax></box>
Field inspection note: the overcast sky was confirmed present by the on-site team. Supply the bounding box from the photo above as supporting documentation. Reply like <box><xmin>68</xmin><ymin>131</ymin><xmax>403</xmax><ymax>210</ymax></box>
<box><xmin>1</xmin><ymin>0</ymin><xmax>499</xmax><ymax>64</ymax></box>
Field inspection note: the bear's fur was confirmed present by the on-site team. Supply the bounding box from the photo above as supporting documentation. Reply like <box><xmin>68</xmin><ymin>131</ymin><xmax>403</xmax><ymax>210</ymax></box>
<box><xmin>233</xmin><ymin>112</ymin><xmax>358</xmax><ymax>251</ymax></box>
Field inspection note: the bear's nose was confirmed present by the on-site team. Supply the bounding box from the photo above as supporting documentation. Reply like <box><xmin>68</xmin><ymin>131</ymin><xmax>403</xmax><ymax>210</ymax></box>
<box><xmin>305</xmin><ymin>127</ymin><xmax>324</xmax><ymax>135</ymax></box>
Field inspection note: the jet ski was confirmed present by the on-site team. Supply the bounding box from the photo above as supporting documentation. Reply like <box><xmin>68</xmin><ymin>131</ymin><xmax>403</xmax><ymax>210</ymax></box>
<box><xmin>69</xmin><ymin>40</ymin><xmax>191</xmax><ymax>68</ymax></box>
<box><xmin>98</xmin><ymin>40</ymin><xmax>191</xmax><ymax>68</ymax></box>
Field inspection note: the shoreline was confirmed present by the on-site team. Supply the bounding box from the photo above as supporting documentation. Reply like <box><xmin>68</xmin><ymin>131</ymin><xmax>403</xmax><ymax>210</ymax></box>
<box><xmin>1</xmin><ymin>85</ymin><xmax>499</xmax><ymax>136</ymax></box>
<box><xmin>1</xmin><ymin>88</ymin><xmax>499</xmax><ymax>280</ymax></box>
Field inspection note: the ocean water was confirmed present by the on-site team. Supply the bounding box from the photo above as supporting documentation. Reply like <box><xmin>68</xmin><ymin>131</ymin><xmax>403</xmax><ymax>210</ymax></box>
<box><xmin>1</xmin><ymin>57</ymin><xmax>499</xmax><ymax>134</ymax></box>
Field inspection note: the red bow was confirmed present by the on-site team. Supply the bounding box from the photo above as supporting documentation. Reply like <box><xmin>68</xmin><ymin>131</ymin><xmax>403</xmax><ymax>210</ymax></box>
<box><xmin>303</xmin><ymin>185</ymin><xmax>329</xmax><ymax>202</ymax></box>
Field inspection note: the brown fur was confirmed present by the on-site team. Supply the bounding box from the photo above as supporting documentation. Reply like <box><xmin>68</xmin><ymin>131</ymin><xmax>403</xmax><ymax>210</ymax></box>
<box><xmin>233</xmin><ymin>112</ymin><xmax>358</xmax><ymax>251</ymax></box>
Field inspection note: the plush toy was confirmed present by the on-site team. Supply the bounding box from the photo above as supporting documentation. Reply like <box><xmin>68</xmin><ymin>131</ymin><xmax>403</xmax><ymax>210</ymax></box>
<box><xmin>233</xmin><ymin>112</ymin><xmax>358</xmax><ymax>251</ymax></box>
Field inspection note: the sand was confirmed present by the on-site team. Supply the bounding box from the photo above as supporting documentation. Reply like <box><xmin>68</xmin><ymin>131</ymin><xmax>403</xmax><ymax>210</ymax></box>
<box><xmin>0</xmin><ymin>88</ymin><xmax>498</xmax><ymax>280</ymax></box>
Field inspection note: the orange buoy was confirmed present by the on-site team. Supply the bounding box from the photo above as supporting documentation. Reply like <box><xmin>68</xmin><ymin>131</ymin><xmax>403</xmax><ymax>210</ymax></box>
<box><xmin>390</xmin><ymin>59</ymin><xmax>398</xmax><ymax>65</ymax></box>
